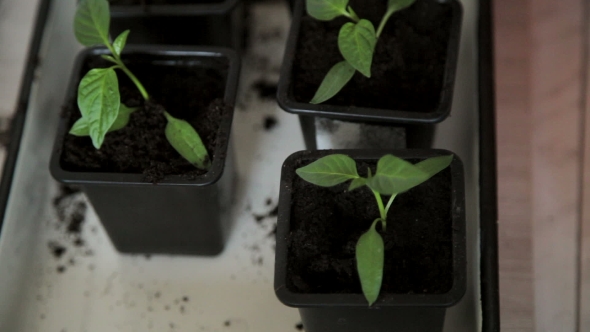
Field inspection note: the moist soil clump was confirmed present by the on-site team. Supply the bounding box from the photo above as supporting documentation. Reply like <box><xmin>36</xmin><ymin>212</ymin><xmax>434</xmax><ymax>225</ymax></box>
<box><xmin>287</xmin><ymin>158</ymin><xmax>453</xmax><ymax>295</ymax></box>
<box><xmin>263</xmin><ymin>116</ymin><xmax>278</xmax><ymax>130</ymax></box>
<box><xmin>60</xmin><ymin>55</ymin><xmax>230</xmax><ymax>182</ymax></box>
<box><xmin>292</xmin><ymin>0</ymin><xmax>453</xmax><ymax>112</ymax></box>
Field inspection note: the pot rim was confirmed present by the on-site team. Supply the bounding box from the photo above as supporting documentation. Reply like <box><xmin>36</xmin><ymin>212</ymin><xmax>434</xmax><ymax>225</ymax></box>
<box><xmin>274</xmin><ymin>149</ymin><xmax>467</xmax><ymax>308</ymax></box>
<box><xmin>50</xmin><ymin>45</ymin><xmax>240</xmax><ymax>187</ymax></box>
<box><xmin>109</xmin><ymin>0</ymin><xmax>241</xmax><ymax>17</ymax></box>
<box><xmin>277</xmin><ymin>0</ymin><xmax>463</xmax><ymax>124</ymax></box>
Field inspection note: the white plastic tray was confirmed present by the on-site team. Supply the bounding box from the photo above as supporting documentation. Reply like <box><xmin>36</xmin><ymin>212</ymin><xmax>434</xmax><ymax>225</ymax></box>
<box><xmin>0</xmin><ymin>0</ymin><xmax>483</xmax><ymax>331</ymax></box>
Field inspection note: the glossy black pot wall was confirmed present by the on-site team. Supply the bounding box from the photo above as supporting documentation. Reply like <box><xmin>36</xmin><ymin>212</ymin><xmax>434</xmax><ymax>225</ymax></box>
<box><xmin>275</xmin><ymin>149</ymin><xmax>467</xmax><ymax>332</ymax></box>
<box><xmin>50</xmin><ymin>45</ymin><xmax>240</xmax><ymax>256</ymax></box>
<box><xmin>109</xmin><ymin>0</ymin><xmax>244</xmax><ymax>49</ymax></box>
<box><xmin>278</xmin><ymin>0</ymin><xmax>463</xmax><ymax>149</ymax></box>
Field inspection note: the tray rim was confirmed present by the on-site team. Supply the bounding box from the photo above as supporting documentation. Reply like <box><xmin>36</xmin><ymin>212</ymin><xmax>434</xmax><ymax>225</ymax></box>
<box><xmin>477</xmin><ymin>0</ymin><xmax>501</xmax><ymax>330</ymax></box>
<box><xmin>0</xmin><ymin>0</ymin><xmax>500</xmax><ymax>330</ymax></box>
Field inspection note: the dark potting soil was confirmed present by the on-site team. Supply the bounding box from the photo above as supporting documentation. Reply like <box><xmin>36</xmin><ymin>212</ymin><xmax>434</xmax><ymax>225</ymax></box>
<box><xmin>292</xmin><ymin>0</ymin><xmax>454</xmax><ymax>112</ymax></box>
<box><xmin>287</xmin><ymin>158</ymin><xmax>453</xmax><ymax>295</ymax></box>
<box><xmin>60</xmin><ymin>55</ymin><xmax>230</xmax><ymax>182</ymax></box>
<box><xmin>109</xmin><ymin>0</ymin><xmax>225</xmax><ymax>5</ymax></box>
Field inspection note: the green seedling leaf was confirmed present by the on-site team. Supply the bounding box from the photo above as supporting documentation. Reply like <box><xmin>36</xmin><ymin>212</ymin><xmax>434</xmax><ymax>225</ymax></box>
<box><xmin>74</xmin><ymin>0</ymin><xmax>110</xmax><ymax>46</ymax></box>
<box><xmin>77</xmin><ymin>67</ymin><xmax>120</xmax><ymax>149</ymax></box>
<box><xmin>338</xmin><ymin>19</ymin><xmax>376</xmax><ymax>77</ymax></box>
<box><xmin>164</xmin><ymin>112</ymin><xmax>210</xmax><ymax>170</ymax></box>
<box><xmin>109</xmin><ymin>104</ymin><xmax>136</xmax><ymax>131</ymax></box>
<box><xmin>70</xmin><ymin>104</ymin><xmax>137</xmax><ymax>136</ymax></box>
<box><xmin>347</xmin><ymin>6</ymin><xmax>359</xmax><ymax>21</ymax></box>
<box><xmin>348</xmin><ymin>177</ymin><xmax>367</xmax><ymax>191</ymax></box>
<box><xmin>387</xmin><ymin>0</ymin><xmax>417</xmax><ymax>13</ymax></box>
<box><xmin>306</xmin><ymin>0</ymin><xmax>349</xmax><ymax>21</ymax></box>
<box><xmin>69</xmin><ymin>118</ymin><xmax>90</xmax><ymax>137</ymax></box>
<box><xmin>356</xmin><ymin>219</ymin><xmax>384</xmax><ymax>306</ymax></box>
<box><xmin>113</xmin><ymin>30</ymin><xmax>130</xmax><ymax>56</ymax></box>
<box><xmin>69</xmin><ymin>104</ymin><xmax>137</xmax><ymax>136</ymax></box>
<box><xmin>366</xmin><ymin>154</ymin><xmax>429</xmax><ymax>195</ymax></box>
<box><xmin>101</xmin><ymin>55</ymin><xmax>117</xmax><ymax>64</ymax></box>
<box><xmin>310</xmin><ymin>61</ymin><xmax>356</xmax><ymax>104</ymax></box>
<box><xmin>415</xmin><ymin>155</ymin><xmax>453</xmax><ymax>177</ymax></box>
<box><xmin>296</xmin><ymin>154</ymin><xmax>359</xmax><ymax>187</ymax></box>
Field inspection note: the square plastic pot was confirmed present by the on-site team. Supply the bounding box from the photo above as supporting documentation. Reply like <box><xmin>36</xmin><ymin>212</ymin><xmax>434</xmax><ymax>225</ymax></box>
<box><xmin>50</xmin><ymin>45</ymin><xmax>240</xmax><ymax>256</ymax></box>
<box><xmin>109</xmin><ymin>0</ymin><xmax>244</xmax><ymax>49</ymax></box>
<box><xmin>275</xmin><ymin>149</ymin><xmax>467</xmax><ymax>332</ymax></box>
<box><xmin>278</xmin><ymin>0</ymin><xmax>463</xmax><ymax>149</ymax></box>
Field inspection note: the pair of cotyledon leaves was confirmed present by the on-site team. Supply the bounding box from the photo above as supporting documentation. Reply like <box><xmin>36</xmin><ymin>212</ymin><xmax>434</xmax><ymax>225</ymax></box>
<box><xmin>71</xmin><ymin>0</ymin><xmax>210</xmax><ymax>170</ymax></box>
<box><xmin>296</xmin><ymin>153</ymin><xmax>452</xmax><ymax>305</ymax></box>
<box><xmin>306</xmin><ymin>0</ymin><xmax>417</xmax><ymax>104</ymax></box>
<box><xmin>296</xmin><ymin>153</ymin><xmax>452</xmax><ymax>195</ymax></box>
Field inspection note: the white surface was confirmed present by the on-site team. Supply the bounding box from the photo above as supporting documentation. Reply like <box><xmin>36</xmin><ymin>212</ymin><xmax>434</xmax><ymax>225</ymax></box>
<box><xmin>0</xmin><ymin>0</ymin><xmax>40</xmax><ymax>117</ymax></box>
<box><xmin>0</xmin><ymin>0</ymin><xmax>483</xmax><ymax>331</ymax></box>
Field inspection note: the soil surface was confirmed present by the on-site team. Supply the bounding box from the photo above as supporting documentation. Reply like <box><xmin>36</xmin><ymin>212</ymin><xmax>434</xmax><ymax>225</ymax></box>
<box><xmin>60</xmin><ymin>54</ymin><xmax>230</xmax><ymax>182</ymax></box>
<box><xmin>110</xmin><ymin>0</ymin><xmax>225</xmax><ymax>5</ymax></box>
<box><xmin>286</xmin><ymin>157</ymin><xmax>453</xmax><ymax>295</ymax></box>
<box><xmin>292</xmin><ymin>0</ymin><xmax>454</xmax><ymax>112</ymax></box>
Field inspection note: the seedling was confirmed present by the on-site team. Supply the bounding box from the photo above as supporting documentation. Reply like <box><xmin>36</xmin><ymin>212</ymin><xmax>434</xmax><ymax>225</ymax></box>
<box><xmin>296</xmin><ymin>153</ymin><xmax>452</xmax><ymax>305</ymax></box>
<box><xmin>70</xmin><ymin>0</ymin><xmax>210</xmax><ymax>170</ymax></box>
<box><xmin>306</xmin><ymin>0</ymin><xmax>417</xmax><ymax>104</ymax></box>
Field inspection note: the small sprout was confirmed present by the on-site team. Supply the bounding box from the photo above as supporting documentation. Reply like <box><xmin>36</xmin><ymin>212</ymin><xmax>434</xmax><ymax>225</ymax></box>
<box><xmin>306</xmin><ymin>0</ymin><xmax>417</xmax><ymax>104</ymax></box>
<box><xmin>296</xmin><ymin>153</ymin><xmax>452</xmax><ymax>305</ymax></box>
<box><xmin>72</xmin><ymin>0</ymin><xmax>210</xmax><ymax>170</ymax></box>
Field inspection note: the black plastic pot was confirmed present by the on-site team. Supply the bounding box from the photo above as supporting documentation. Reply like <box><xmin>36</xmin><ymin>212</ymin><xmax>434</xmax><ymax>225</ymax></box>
<box><xmin>50</xmin><ymin>45</ymin><xmax>240</xmax><ymax>256</ymax></box>
<box><xmin>275</xmin><ymin>149</ymin><xmax>466</xmax><ymax>332</ymax></box>
<box><xmin>109</xmin><ymin>0</ymin><xmax>244</xmax><ymax>49</ymax></box>
<box><xmin>278</xmin><ymin>0</ymin><xmax>463</xmax><ymax>149</ymax></box>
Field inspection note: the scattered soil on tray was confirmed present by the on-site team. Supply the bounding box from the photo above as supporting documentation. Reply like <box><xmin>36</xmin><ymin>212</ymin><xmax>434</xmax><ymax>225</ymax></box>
<box><xmin>48</xmin><ymin>185</ymin><xmax>91</xmax><ymax>273</ymax></box>
<box><xmin>263</xmin><ymin>116</ymin><xmax>278</xmax><ymax>131</ymax></box>
<box><xmin>52</xmin><ymin>185</ymin><xmax>87</xmax><ymax>241</ymax></box>
<box><xmin>247</xmin><ymin>199</ymin><xmax>279</xmax><ymax>261</ymax></box>
<box><xmin>253</xmin><ymin>204</ymin><xmax>278</xmax><ymax>223</ymax></box>
<box><xmin>60</xmin><ymin>55</ymin><xmax>231</xmax><ymax>183</ymax></box>
<box><xmin>253</xmin><ymin>79</ymin><xmax>278</xmax><ymax>100</ymax></box>
<box><xmin>286</xmin><ymin>157</ymin><xmax>453</xmax><ymax>295</ymax></box>
<box><xmin>291</xmin><ymin>0</ymin><xmax>454</xmax><ymax>112</ymax></box>
<box><xmin>48</xmin><ymin>241</ymin><xmax>66</xmax><ymax>259</ymax></box>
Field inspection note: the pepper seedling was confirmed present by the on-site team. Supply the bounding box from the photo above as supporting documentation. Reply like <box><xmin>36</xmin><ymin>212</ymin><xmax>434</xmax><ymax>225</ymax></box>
<box><xmin>306</xmin><ymin>0</ymin><xmax>417</xmax><ymax>104</ymax></box>
<box><xmin>296</xmin><ymin>153</ymin><xmax>452</xmax><ymax>305</ymax></box>
<box><xmin>70</xmin><ymin>0</ymin><xmax>210</xmax><ymax>170</ymax></box>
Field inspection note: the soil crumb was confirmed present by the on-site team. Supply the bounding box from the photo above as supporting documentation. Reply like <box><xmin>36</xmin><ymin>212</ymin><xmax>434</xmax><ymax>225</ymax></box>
<box><xmin>253</xmin><ymin>80</ymin><xmax>278</xmax><ymax>99</ymax></box>
<box><xmin>253</xmin><ymin>204</ymin><xmax>278</xmax><ymax>222</ymax></box>
<box><xmin>263</xmin><ymin>116</ymin><xmax>278</xmax><ymax>131</ymax></box>
<box><xmin>295</xmin><ymin>322</ymin><xmax>304</xmax><ymax>330</ymax></box>
<box><xmin>67</xmin><ymin>202</ymin><xmax>87</xmax><ymax>234</ymax></box>
<box><xmin>48</xmin><ymin>241</ymin><xmax>66</xmax><ymax>259</ymax></box>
